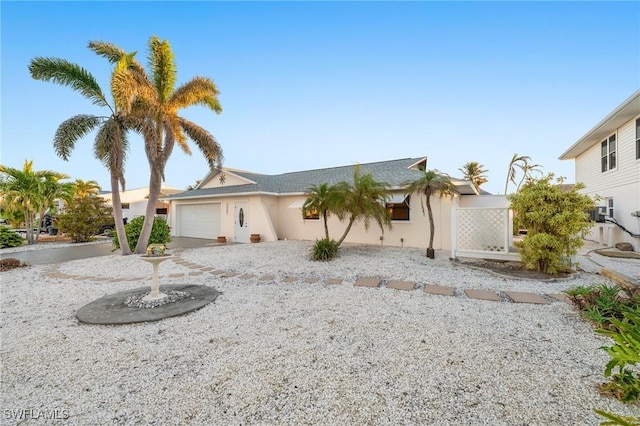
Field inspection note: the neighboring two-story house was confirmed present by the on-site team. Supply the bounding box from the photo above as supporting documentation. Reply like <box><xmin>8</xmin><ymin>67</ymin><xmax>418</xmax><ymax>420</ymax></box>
<box><xmin>559</xmin><ymin>90</ymin><xmax>640</xmax><ymax>251</ymax></box>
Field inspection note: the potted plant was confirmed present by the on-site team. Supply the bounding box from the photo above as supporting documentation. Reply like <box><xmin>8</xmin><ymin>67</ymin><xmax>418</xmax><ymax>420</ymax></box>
<box><xmin>217</xmin><ymin>236</ymin><xmax>227</xmax><ymax>243</ymax></box>
<box><xmin>250</xmin><ymin>234</ymin><xmax>261</xmax><ymax>243</ymax></box>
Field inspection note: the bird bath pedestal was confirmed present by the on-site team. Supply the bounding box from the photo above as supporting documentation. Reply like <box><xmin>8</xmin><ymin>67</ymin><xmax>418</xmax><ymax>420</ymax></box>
<box><xmin>139</xmin><ymin>254</ymin><xmax>172</xmax><ymax>301</ymax></box>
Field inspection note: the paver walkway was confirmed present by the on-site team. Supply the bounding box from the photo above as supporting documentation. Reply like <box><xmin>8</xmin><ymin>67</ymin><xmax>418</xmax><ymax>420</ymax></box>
<box><xmin>43</xmin><ymin>248</ymin><xmax>572</xmax><ymax>306</ymax></box>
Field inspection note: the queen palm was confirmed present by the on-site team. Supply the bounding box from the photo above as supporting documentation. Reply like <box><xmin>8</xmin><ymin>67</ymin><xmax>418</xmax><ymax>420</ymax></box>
<box><xmin>403</xmin><ymin>169</ymin><xmax>457</xmax><ymax>259</ymax></box>
<box><xmin>114</xmin><ymin>36</ymin><xmax>223</xmax><ymax>254</ymax></box>
<box><xmin>302</xmin><ymin>182</ymin><xmax>346</xmax><ymax>239</ymax></box>
<box><xmin>29</xmin><ymin>44</ymin><xmax>140</xmax><ymax>255</ymax></box>
<box><xmin>458</xmin><ymin>161</ymin><xmax>488</xmax><ymax>192</ymax></box>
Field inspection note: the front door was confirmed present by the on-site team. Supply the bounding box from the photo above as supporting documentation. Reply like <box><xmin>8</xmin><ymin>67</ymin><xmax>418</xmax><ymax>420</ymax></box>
<box><xmin>234</xmin><ymin>202</ymin><xmax>249</xmax><ymax>243</ymax></box>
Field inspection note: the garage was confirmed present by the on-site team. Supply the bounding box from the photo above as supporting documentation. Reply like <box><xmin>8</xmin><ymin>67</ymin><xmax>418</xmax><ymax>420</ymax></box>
<box><xmin>177</xmin><ymin>203</ymin><xmax>221</xmax><ymax>239</ymax></box>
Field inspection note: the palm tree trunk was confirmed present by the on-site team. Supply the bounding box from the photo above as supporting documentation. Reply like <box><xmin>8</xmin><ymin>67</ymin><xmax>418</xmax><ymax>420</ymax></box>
<box><xmin>111</xmin><ymin>175</ymin><xmax>131</xmax><ymax>255</ymax></box>
<box><xmin>426</xmin><ymin>195</ymin><xmax>435</xmax><ymax>258</ymax></box>
<box><xmin>25</xmin><ymin>211</ymin><xmax>34</xmax><ymax>245</ymax></box>
<box><xmin>322</xmin><ymin>211</ymin><xmax>329</xmax><ymax>240</ymax></box>
<box><xmin>336</xmin><ymin>216</ymin><xmax>355</xmax><ymax>247</ymax></box>
<box><xmin>134</xmin><ymin>169</ymin><xmax>163</xmax><ymax>254</ymax></box>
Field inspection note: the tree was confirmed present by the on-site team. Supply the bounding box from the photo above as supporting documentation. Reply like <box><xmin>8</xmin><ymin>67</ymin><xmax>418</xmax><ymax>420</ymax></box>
<box><xmin>403</xmin><ymin>169</ymin><xmax>457</xmax><ymax>259</ymax></box>
<box><xmin>509</xmin><ymin>174</ymin><xmax>594</xmax><ymax>274</ymax></box>
<box><xmin>458</xmin><ymin>161</ymin><xmax>489</xmax><ymax>192</ymax></box>
<box><xmin>114</xmin><ymin>35</ymin><xmax>223</xmax><ymax>254</ymax></box>
<box><xmin>72</xmin><ymin>179</ymin><xmax>102</xmax><ymax>198</ymax></box>
<box><xmin>333</xmin><ymin>166</ymin><xmax>391</xmax><ymax>247</ymax></box>
<box><xmin>0</xmin><ymin>161</ymin><xmax>68</xmax><ymax>244</ymax></box>
<box><xmin>57</xmin><ymin>188</ymin><xmax>112</xmax><ymax>243</ymax></box>
<box><xmin>29</xmin><ymin>42</ymin><xmax>141</xmax><ymax>255</ymax></box>
<box><xmin>504</xmin><ymin>153</ymin><xmax>542</xmax><ymax>194</ymax></box>
<box><xmin>302</xmin><ymin>182</ymin><xmax>347</xmax><ymax>240</ymax></box>
<box><xmin>34</xmin><ymin>171</ymin><xmax>74</xmax><ymax>242</ymax></box>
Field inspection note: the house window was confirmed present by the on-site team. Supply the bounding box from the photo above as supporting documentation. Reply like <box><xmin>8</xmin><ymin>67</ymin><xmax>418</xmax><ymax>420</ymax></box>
<box><xmin>386</xmin><ymin>195</ymin><xmax>410</xmax><ymax>221</ymax></box>
<box><xmin>607</xmin><ymin>198</ymin><xmax>614</xmax><ymax>218</ymax></box>
<box><xmin>601</xmin><ymin>134</ymin><xmax>616</xmax><ymax>172</ymax></box>
<box><xmin>635</xmin><ymin>118</ymin><xmax>640</xmax><ymax>160</ymax></box>
<box><xmin>303</xmin><ymin>207</ymin><xmax>319</xmax><ymax>220</ymax></box>
<box><xmin>156</xmin><ymin>208</ymin><xmax>168</xmax><ymax>215</ymax></box>
<box><xmin>121</xmin><ymin>203</ymin><xmax>130</xmax><ymax>209</ymax></box>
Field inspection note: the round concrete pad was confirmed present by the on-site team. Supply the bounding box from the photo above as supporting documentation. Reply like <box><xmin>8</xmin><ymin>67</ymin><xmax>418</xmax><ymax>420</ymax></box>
<box><xmin>76</xmin><ymin>284</ymin><xmax>220</xmax><ymax>325</ymax></box>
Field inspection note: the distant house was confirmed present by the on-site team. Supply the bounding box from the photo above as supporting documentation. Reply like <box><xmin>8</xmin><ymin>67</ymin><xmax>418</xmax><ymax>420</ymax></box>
<box><xmin>559</xmin><ymin>90</ymin><xmax>640</xmax><ymax>251</ymax></box>
<box><xmin>100</xmin><ymin>186</ymin><xmax>182</xmax><ymax>224</ymax></box>
<box><xmin>164</xmin><ymin>157</ymin><xmax>515</xmax><ymax>258</ymax></box>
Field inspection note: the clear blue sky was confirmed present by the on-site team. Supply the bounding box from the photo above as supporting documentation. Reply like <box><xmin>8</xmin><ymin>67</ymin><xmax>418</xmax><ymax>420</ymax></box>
<box><xmin>2</xmin><ymin>1</ymin><xmax>639</xmax><ymax>195</ymax></box>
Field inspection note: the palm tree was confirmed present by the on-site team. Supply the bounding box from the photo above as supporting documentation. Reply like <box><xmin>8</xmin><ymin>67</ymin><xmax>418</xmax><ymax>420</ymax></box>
<box><xmin>29</xmin><ymin>43</ymin><xmax>141</xmax><ymax>255</ymax></box>
<box><xmin>114</xmin><ymin>35</ymin><xmax>223</xmax><ymax>254</ymax></box>
<box><xmin>515</xmin><ymin>161</ymin><xmax>543</xmax><ymax>192</ymax></box>
<box><xmin>333</xmin><ymin>166</ymin><xmax>391</xmax><ymax>247</ymax></box>
<box><xmin>72</xmin><ymin>179</ymin><xmax>102</xmax><ymax>198</ymax></box>
<box><xmin>403</xmin><ymin>169</ymin><xmax>457</xmax><ymax>259</ymax></box>
<box><xmin>458</xmin><ymin>161</ymin><xmax>488</xmax><ymax>192</ymax></box>
<box><xmin>0</xmin><ymin>161</ymin><xmax>68</xmax><ymax>244</ymax></box>
<box><xmin>302</xmin><ymin>182</ymin><xmax>347</xmax><ymax>239</ymax></box>
<box><xmin>35</xmin><ymin>171</ymin><xmax>74</xmax><ymax>241</ymax></box>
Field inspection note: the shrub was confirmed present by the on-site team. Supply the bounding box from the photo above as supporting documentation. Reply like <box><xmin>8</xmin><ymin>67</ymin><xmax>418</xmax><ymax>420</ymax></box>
<box><xmin>311</xmin><ymin>238</ymin><xmax>339</xmax><ymax>261</ymax></box>
<box><xmin>113</xmin><ymin>216</ymin><xmax>171</xmax><ymax>251</ymax></box>
<box><xmin>0</xmin><ymin>258</ymin><xmax>27</xmax><ymax>272</ymax></box>
<box><xmin>0</xmin><ymin>226</ymin><xmax>23</xmax><ymax>248</ymax></box>
<box><xmin>56</xmin><ymin>195</ymin><xmax>111</xmax><ymax>243</ymax></box>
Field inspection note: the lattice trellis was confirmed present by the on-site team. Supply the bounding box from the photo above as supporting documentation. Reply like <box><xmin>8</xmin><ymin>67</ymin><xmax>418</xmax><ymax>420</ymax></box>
<box><xmin>456</xmin><ymin>208</ymin><xmax>507</xmax><ymax>252</ymax></box>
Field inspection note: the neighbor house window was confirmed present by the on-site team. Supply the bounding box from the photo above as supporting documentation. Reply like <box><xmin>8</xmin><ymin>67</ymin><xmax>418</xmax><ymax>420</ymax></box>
<box><xmin>635</xmin><ymin>118</ymin><xmax>640</xmax><ymax>160</ymax></box>
<box><xmin>601</xmin><ymin>134</ymin><xmax>616</xmax><ymax>172</ymax></box>
<box><xmin>303</xmin><ymin>207</ymin><xmax>319</xmax><ymax>220</ymax></box>
<box><xmin>386</xmin><ymin>195</ymin><xmax>410</xmax><ymax>221</ymax></box>
<box><xmin>121</xmin><ymin>203</ymin><xmax>130</xmax><ymax>209</ymax></box>
<box><xmin>607</xmin><ymin>198</ymin><xmax>614</xmax><ymax>218</ymax></box>
<box><xmin>156</xmin><ymin>208</ymin><xmax>168</xmax><ymax>215</ymax></box>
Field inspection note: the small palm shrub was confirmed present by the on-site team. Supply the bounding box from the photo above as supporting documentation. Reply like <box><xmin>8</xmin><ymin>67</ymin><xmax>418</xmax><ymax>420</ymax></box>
<box><xmin>0</xmin><ymin>226</ymin><xmax>23</xmax><ymax>248</ymax></box>
<box><xmin>311</xmin><ymin>238</ymin><xmax>339</xmax><ymax>261</ymax></box>
<box><xmin>113</xmin><ymin>216</ymin><xmax>171</xmax><ymax>251</ymax></box>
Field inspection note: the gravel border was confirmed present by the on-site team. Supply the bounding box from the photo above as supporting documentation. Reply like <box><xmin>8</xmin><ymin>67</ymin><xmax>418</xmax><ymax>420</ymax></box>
<box><xmin>1</xmin><ymin>241</ymin><xmax>638</xmax><ymax>425</ymax></box>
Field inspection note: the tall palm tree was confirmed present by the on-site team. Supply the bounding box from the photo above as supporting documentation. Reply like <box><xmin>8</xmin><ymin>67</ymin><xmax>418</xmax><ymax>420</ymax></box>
<box><xmin>35</xmin><ymin>171</ymin><xmax>74</xmax><ymax>241</ymax></box>
<box><xmin>114</xmin><ymin>35</ymin><xmax>223</xmax><ymax>254</ymax></box>
<box><xmin>403</xmin><ymin>169</ymin><xmax>457</xmax><ymax>259</ymax></box>
<box><xmin>458</xmin><ymin>161</ymin><xmax>489</xmax><ymax>192</ymax></box>
<box><xmin>515</xmin><ymin>161</ymin><xmax>543</xmax><ymax>192</ymax></box>
<box><xmin>29</xmin><ymin>43</ymin><xmax>140</xmax><ymax>255</ymax></box>
<box><xmin>0</xmin><ymin>161</ymin><xmax>68</xmax><ymax>244</ymax></box>
<box><xmin>72</xmin><ymin>179</ymin><xmax>102</xmax><ymax>198</ymax></box>
<box><xmin>333</xmin><ymin>166</ymin><xmax>391</xmax><ymax>247</ymax></box>
<box><xmin>302</xmin><ymin>182</ymin><xmax>346</xmax><ymax>239</ymax></box>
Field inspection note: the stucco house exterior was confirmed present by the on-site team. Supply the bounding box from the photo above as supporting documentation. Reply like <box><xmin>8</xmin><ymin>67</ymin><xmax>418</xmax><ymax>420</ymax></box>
<box><xmin>164</xmin><ymin>157</ymin><xmax>514</xmax><ymax>257</ymax></box>
<box><xmin>100</xmin><ymin>185</ymin><xmax>182</xmax><ymax>224</ymax></box>
<box><xmin>559</xmin><ymin>90</ymin><xmax>640</xmax><ymax>251</ymax></box>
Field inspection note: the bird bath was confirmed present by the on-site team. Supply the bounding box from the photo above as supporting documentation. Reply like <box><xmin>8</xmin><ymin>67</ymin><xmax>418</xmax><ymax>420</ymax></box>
<box><xmin>139</xmin><ymin>254</ymin><xmax>173</xmax><ymax>301</ymax></box>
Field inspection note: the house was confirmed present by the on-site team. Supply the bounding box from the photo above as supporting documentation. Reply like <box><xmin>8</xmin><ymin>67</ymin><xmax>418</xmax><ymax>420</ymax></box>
<box><xmin>559</xmin><ymin>90</ymin><xmax>640</xmax><ymax>251</ymax></box>
<box><xmin>164</xmin><ymin>157</ymin><xmax>514</xmax><ymax>257</ymax></box>
<box><xmin>100</xmin><ymin>185</ymin><xmax>182</xmax><ymax>224</ymax></box>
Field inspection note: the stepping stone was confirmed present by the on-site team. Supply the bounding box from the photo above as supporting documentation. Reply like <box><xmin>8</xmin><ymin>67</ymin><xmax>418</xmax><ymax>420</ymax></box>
<box><xmin>355</xmin><ymin>277</ymin><xmax>381</xmax><ymax>288</ymax></box>
<box><xmin>464</xmin><ymin>289</ymin><xmax>502</xmax><ymax>302</ymax></box>
<box><xmin>325</xmin><ymin>278</ymin><xmax>342</xmax><ymax>285</ymax></box>
<box><xmin>169</xmin><ymin>273</ymin><xmax>185</xmax><ymax>278</ymax></box>
<box><xmin>304</xmin><ymin>278</ymin><xmax>320</xmax><ymax>284</ymax></box>
<box><xmin>281</xmin><ymin>276</ymin><xmax>298</xmax><ymax>283</ymax></box>
<box><xmin>212</xmin><ymin>270</ymin><xmax>226</xmax><ymax>275</ymax></box>
<box><xmin>238</xmin><ymin>273</ymin><xmax>254</xmax><ymax>280</ymax></box>
<box><xmin>222</xmin><ymin>272</ymin><xmax>238</xmax><ymax>278</ymax></box>
<box><xmin>188</xmin><ymin>271</ymin><xmax>203</xmax><ymax>277</ymax></box>
<box><xmin>200</xmin><ymin>267</ymin><xmax>215</xmax><ymax>271</ymax></box>
<box><xmin>424</xmin><ymin>284</ymin><xmax>455</xmax><ymax>296</ymax></box>
<box><xmin>504</xmin><ymin>291</ymin><xmax>549</xmax><ymax>305</ymax></box>
<box><xmin>547</xmin><ymin>293</ymin><xmax>571</xmax><ymax>303</ymax></box>
<box><xmin>387</xmin><ymin>280</ymin><xmax>415</xmax><ymax>291</ymax></box>
<box><xmin>258</xmin><ymin>275</ymin><xmax>275</xmax><ymax>281</ymax></box>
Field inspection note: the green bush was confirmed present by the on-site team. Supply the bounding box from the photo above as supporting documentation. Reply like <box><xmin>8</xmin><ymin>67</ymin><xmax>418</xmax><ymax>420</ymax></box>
<box><xmin>311</xmin><ymin>238</ymin><xmax>339</xmax><ymax>261</ymax></box>
<box><xmin>57</xmin><ymin>195</ymin><xmax>111</xmax><ymax>243</ymax></box>
<box><xmin>0</xmin><ymin>226</ymin><xmax>23</xmax><ymax>248</ymax></box>
<box><xmin>113</xmin><ymin>216</ymin><xmax>171</xmax><ymax>251</ymax></box>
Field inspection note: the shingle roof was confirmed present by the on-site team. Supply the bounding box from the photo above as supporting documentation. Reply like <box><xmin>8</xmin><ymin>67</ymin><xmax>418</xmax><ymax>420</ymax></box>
<box><xmin>165</xmin><ymin>157</ymin><xmax>477</xmax><ymax>200</ymax></box>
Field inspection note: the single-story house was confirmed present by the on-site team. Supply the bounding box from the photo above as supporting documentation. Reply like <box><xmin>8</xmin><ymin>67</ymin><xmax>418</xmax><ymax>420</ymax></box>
<box><xmin>164</xmin><ymin>157</ymin><xmax>514</xmax><ymax>257</ymax></box>
<box><xmin>100</xmin><ymin>185</ymin><xmax>182</xmax><ymax>224</ymax></box>
<box><xmin>559</xmin><ymin>90</ymin><xmax>640</xmax><ymax>251</ymax></box>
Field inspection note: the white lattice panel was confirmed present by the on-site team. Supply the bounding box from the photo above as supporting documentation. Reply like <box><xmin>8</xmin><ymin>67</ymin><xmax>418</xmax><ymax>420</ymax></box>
<box><xmin>456</xmin><ymin>208</ymin><xmax>507</xmax><ymax>252</ymax></box>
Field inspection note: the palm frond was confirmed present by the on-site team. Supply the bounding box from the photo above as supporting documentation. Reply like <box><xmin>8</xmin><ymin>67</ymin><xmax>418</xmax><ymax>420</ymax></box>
<box><xmin>179</xmin><ymin>118</ymin><xmax>223</xmax><ymax>168</ymax></box>
<box><xmin>94</xmin><ymin>118</ymin><xmax>128</xmax><ymax>189</ymax></box>
<box><xmin>148</xmin><ymin>35</ymin><xmax>176</xmax><ymax>103</ymax></box>
<box><xmin>171</xmin><ymin>77</ymin><xmax>222</xmax><ymax>113</ymax></box>
<box><xmin>29</xmin><ymin>57</ymin><xmax>110</xmax><ymax>109</ymax></box>
<box><xmin>54</xmin><ymin>115</ymin><xmax>103</xmax><ymax>160</ymax></box>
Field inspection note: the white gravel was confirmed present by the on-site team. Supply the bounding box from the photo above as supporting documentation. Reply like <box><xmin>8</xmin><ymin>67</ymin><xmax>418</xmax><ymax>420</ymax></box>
<box><xmin>1</xmin><ymin>240</ymin><xmax>638</xmax><ymax>425</ymax></box>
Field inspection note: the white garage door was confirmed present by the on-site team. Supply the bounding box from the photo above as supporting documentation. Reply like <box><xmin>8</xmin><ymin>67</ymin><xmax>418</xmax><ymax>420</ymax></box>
<box><xmin>177</xmin><ymin>203</ymin><xmax>221</xmax><ymax>239</ymax></box>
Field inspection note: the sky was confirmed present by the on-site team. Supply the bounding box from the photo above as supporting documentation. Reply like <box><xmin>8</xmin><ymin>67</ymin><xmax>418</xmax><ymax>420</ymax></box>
<box><xmin>1</xmin><ymin>1</ymin><xmax>639</xmax><ymax>196</ymax></box>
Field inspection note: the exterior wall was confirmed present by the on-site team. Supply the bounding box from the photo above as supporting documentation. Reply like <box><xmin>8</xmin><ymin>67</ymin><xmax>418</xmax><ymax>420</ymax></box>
<box><xmin>100</xmin><ymin>186</ymin><xmax>176</xmax><ymax>223</ymax></box>
<box><xmin>274</xmin><ymin>192</ymin><xmax>454</xmax><ymax>250</ymax></box>
<box><xmin>574</xmin><ymin>116</ymin><xmax>640</xmax><ymax>250</ymax></box>
<box><xmin>458</xmin><ymin>195</ymin><xmax>510</xmax><ymax>209</ymax></box>
<box><xmin>201</xmin><ymin>172</ymin><xmax>253</xmax><ymax>189</ymax></box>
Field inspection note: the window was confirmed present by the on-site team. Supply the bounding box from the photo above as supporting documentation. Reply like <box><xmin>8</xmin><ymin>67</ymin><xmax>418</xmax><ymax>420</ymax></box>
<box><xmin>636</xmin><ymin>118</ymin><xmax>640</xmax><ymax>160</ymax></box>
<box><xmin>386</xmin><ymin>195</ymin><xmax>410</xmax><ymax>221</ymax></box>
<box><xmin>156</xmin><ymin>208</ymin><xmax>168</xmax><ymax>215</ymax></box>
<box><xmin>601</xmin><ymin>134</ymin><xmax>616</xmax><ymax>172</ymax></box>
<box><xmin>303</xmin><ymin>207</ymin><xmax>319</xmax><ymax>220</ymax></box>
<box><xmin>607</xmin><ymin>198</ymin><xmax>614</xmax><ymax>218</ymax></box>
<box><xmin>121</xmin><ymin>203</ymin><xmax>130</xmax><ymax>209</ymax></box>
